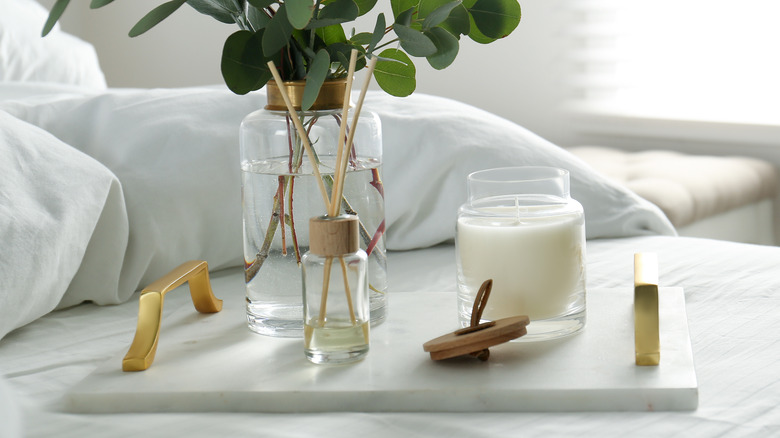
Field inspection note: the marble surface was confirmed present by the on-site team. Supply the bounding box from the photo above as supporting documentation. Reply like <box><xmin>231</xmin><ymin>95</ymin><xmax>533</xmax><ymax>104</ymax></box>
<box><xmin>65</xmin><ymin>273</ymin><xmax>698</xmax><ymax>413</ymax></box>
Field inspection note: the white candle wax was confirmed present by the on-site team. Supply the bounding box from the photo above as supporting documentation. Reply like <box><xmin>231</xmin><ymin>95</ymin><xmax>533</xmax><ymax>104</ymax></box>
<box><xmin>457</xmin><ymin>210</ymin><xmax>585</xmax><ymax>321</ymax></box>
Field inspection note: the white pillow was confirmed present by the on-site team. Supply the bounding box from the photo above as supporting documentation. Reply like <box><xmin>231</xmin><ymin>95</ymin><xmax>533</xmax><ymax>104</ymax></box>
<box><xmin>0</xmin><ymin>88</ymin><xmax>674</xmax><ymax>321</ymax></box>
<box><xmin>0</xmin><ymin>0</ymin><xmax>106</xmax><ymax>88</ymax></box>
<box><xmin>367</xmin><ymin>93</ymin><xmax>676</xmax><ymax>249</ymax></box>
<box><xmin>0</xmin><ymin>111</ymin><xmax>126</xmax><ymax>341</ymax></box>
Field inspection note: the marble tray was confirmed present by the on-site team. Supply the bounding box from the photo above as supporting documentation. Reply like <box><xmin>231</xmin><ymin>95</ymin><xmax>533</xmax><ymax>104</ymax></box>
<box><xmin>65</xmin><ymin>274</ymin><xmax>698</xmax><ymax>413</ymax></box>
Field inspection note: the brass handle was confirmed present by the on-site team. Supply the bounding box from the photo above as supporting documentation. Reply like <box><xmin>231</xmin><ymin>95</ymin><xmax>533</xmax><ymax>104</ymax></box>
<box><xmin>634</xmin><ymin>253</ymin><xmax>660</xmax><ymax>366</ymax></box>
<box><xmin>122</xmin><ymin>260</ymin><xmax>223</xmax><ymax>371</ymax></box>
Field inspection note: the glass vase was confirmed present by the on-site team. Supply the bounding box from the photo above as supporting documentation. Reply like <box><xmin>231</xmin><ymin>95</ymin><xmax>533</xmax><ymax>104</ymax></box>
<box><xmin>456</xmin><ymin>167</ymin><xmax>586</xmax><ymax>341</ymax></box>
<box><xmin>240</xmin><ymin>80</ymin><xmax>386</xmax><ymax>337</ymax></box>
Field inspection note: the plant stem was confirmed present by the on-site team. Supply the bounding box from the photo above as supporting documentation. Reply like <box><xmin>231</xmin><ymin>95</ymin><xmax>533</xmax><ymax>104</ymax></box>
<box><xmin>245</xmin><ymin>190</ymin><xmax>282</xmax><ymax>283</ymax></box>
<box><xmin>277</xmin><ymin>176</ymin><xmax>287</xmax><ymax>255</ymax></box>
<box><xmin>373</xmin><ymin>38</ymin><xmax>400</xmax><ymax>52</ymax></box>
<box><xmin>366</xmin><ymin>219</ymin><xmax>385</xmax><ymax>257</ymax></box>
<box><xmin>285</xmin><ymin>176</ymin><xmax>302</xmax><ymax>265</ymax></box>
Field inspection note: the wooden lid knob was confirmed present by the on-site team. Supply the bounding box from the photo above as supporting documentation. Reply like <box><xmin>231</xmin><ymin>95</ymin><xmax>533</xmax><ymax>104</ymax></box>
<box><xmin>422</xmin><ymin>316</ymin><xmax>530</xmax><ymax>361</ymax></box>
<box><xmin>309</xmin><ymin>215</ymin><xmax>360</xmax><ymax>256</ymax></box>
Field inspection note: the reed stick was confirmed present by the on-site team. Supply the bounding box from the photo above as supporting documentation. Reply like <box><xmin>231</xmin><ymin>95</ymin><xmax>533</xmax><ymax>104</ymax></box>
<box><xmin>331</xmin><ymin>56</ymin><xmax>378</xmax><ymax>210</ymax></box>
<box><xmin>329</xmin><ymin>49</ymin><xmax>359</xmax><ymax>217</ymax></box>
<box><xmin>266</xmin><ymin>61</ymin><xmax>331</xmax><ymax>210</ymax></box>
<box><xmin>317</xmin><ymin>50</ymin><xmax>359</xmax><ymax>325</ymax></box>
<box><xmin>339</xmin><ymin>256</ymin><xmax>357</xmax><ymax>324</ymax></box>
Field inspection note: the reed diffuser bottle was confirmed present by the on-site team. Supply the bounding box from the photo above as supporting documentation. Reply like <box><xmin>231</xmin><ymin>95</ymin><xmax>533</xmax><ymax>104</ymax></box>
<box><xmin>302</xmin><ymin>214</ymin><xmax>370</xmax><ymax>364</ymax></box>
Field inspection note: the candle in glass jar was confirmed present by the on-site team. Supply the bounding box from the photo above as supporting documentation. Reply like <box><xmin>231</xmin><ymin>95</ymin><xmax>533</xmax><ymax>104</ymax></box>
<box><xmin>456</xmin><ymin>167</ymin><xmax>587</xmax><ymax>341</ymax></box>
<box><xmin>457</xmin><ymin>208</ymin><xmax>585</xmax><ymax>321</ymax></box>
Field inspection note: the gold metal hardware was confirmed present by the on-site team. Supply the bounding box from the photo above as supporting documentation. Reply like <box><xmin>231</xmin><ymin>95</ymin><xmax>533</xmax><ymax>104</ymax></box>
<box><xmin>265</xmin><ymin>79</ymin><xmax>348</xmax><ymax>111</ymax></box>
<box><xmin>122</xmin><ymin>260</ymin><xmax>222</xmax><ymax>372</ymax></box>
<box><xmin>634</xmin><ymin>253</ymin><xmax>660</xmax><ymax>366</ymax></box>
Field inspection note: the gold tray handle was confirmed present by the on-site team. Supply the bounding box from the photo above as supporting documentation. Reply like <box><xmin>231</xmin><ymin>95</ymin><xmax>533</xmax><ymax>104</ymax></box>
<box><xmin>634</xmin><ymin>253</ymin><xmax>660</xmax><ymax>366</ymax></box>
<box><xmin>122</xmin><ymin>260</ymin><xmax>223</xmax><ymax>372</ymax></box>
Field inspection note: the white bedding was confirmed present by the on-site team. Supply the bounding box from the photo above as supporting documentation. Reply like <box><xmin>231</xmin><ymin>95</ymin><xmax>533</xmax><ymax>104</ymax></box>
<box><xmin>0</xmin><ymin>82</ymin><xmax>674</xmax><ymax>342</ymax></box>
<box><xmin>1</xmin><ymin>236</ymin><xmax>779</xmax><ymax>437</ymax></box>
<box><xmin>1</xmin><ymin>14</ymin><xmax>777</xmax><ymax>433</ymax></box>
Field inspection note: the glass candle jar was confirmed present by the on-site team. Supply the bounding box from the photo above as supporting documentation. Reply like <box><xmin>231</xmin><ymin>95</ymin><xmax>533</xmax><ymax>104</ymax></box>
<box><xmin>456</xmin><ymin>167</ymin><xmax>586</xmax><ymax>341</ymax></box>
<box><xmin>302</xmin><ymin>215</ymin><xmax>370</xmax><ymax>364</ymax></box>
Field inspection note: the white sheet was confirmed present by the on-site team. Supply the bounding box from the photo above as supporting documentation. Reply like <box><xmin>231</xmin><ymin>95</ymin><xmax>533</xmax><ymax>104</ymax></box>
<box><xmin>1</xmin><ymin>236</ymin><xmax>778</xmax><ymax>437</ymax></box>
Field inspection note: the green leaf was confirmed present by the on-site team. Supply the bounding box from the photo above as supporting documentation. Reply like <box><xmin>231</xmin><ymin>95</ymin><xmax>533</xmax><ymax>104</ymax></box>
<box><xmin>353</xmin><ymin>0</ymin><xmax>378</xmax><ymax>16</ymax></box>
<box><xmin>374</xmin><ymin>48</ymin><xmax>416</xmax><ymax>97</ymax></box>
<box><xmin>350</xmin><ymin>32</ymin><xmax>373</xmax><ymax>45</ymax></box>
<box><xmin>425</xmin><ymin>26</ymin><xmax>458</xmax><ymax>69</ymax></box>
<box><xmin>394</xmin><ymin>6</ymin><xmax>415</xmax><ymax>26</ymax></box>
<box><xmin>391</xmin><ymin>0</ymin><xmax>418</xmax><ymax>19</ymax></box>
<box><xmin>336</xmin><ymin>50</ymin><xmax>351</xmax><ymax>70</ymax></box>
<box><xmin>186</xmin><ymin>0</ymin><xmax>243</xmax><ymax>24</ymax></box>
<box><xmin>246</xmin><ymin>4</ymin><xmax>271</xmax><ymax>30</ymax></box>
<box><xmin>466</xmin><ymin>11</ymin><xmax>494</xmax><ymax>43</ymax></box>
<box><xmin>367</xmin><ymin>13</ymin><xmax>385</xmax><ymax>54</ymax></box>
<box><xmin>221</xmin><ymin>29</ymin><xmax>271</xmax><ymax>94</ymax></box>
<box><xmin>422</xmin><ymin>0</ymin><xmax>461</xmax><ymax>30</ymax></box>
<box><xmin>468</xmin><ymin>0</ymin><xmax>521</xmax><ymax>39</ymax></box>
<box><xmin>440</xmin><ymin>4</ymin><xmax>470</xmax><ymax>36</ymax></box>
<box><xmin>42</xmin><ymin>0</ymin><xmax>70</xmax><ymax>37</ymax></box>
<box><xmin>262</xmin><ymin>4</ymin><xmax>293</xmax><ymax>55</ymax></box>
<box><xmin>328</xmin><ymin>42</ymin><xmax>366</xmax><ymax>71</ymax></box>
<box><xmin>286</xmin><ymin>0</ymin><xmax>315</xmax><ymax>29</ymax></box>
<box><xmin>129</xmin><ymin>0</ymin><xmax>187</xmax><ymax>37</ymax></box>
<box><xmin>318</xmin><ymin>24</ymin><xmax>348</xmax><ymax>46</ymax></box>
<box><xmin>302</xmin><ymin>49</ymin><xmax>331</xmax><ymax>110</ymax></box>
<box><xmin>90</xmin><ymin>0</ymin><xmax>115</xmax><ymax>8</ymax></box>
<box><xmin>290</xmin><ymin>42</ymin><xmax>307</xmax><ymax>79</ymax></box>
<box><xmin>394</xmin><ymin>24</ymin><xmax>436</xmax><ymax>57</ymax></box>
<box><xmin>248</xmin><ymin>0</ymin><xmax>274</xmax><ymax>7</ymax></box>
<box><xmin>307</xmin><ymin>0</ymin><xmax>359</xmax><ymax>29</ymax></box>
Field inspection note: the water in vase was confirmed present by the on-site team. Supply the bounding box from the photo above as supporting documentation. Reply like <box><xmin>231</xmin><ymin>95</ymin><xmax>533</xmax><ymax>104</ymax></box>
<box><xmin>242</xmin><ymin>157</ymin><xmax>387</xmax><ymax>337</ymax></box>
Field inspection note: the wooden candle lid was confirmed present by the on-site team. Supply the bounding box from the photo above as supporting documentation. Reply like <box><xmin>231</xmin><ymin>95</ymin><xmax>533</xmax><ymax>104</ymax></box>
<box><xmin>309</xmin><ymin>215</ymin><xmax>360</xmax><ymax>256</ymax></box>
<box><xmin>423</xmin><ymin>315</ymin><xmax>530</xmax><ymax>361</ymax></box>
<box><xmin>423</xmin><ymin>279</ymin><xmax>530</xmax><ymax>361</ymax></box>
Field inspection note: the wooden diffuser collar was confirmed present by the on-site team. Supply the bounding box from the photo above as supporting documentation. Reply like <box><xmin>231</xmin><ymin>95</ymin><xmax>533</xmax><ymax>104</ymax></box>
<box><xmin>308</xmin><ymin>215</ymin><xmax>360</xmax><ymax>256</ymax></box>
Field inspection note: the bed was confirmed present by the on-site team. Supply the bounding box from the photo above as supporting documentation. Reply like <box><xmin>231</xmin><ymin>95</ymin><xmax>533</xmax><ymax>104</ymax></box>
<box><xmin>2</xmin><ymin>2</ymin><xmax>779</xmax><ymax>437</ymax></box>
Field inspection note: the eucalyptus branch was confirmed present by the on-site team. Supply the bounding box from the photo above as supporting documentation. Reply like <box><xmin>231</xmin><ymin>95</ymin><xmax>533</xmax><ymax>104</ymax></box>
<box><xmin>372</xmin><ymin>38</ymin><xmax>401</xmax><ymax>53</ymax></box>
<box><xmin>41</xmin><ymin>0</ymin><xmax>522</xmax><ymax>98</ymax></box>
<box><xmin>245</xmin><ymin>189</ymin><xmax>282</xmax><ymax>282</ymax></box>
<box><xmin>309</xmin><ymin>0</ymin><xmax>323</xmax><ymax>49</ymax></box>
<box><xmin>234</xmin><ymin>13</ymin><xmax>250</xmax><ymax>31</ymax></box>
<box><xmin>284</xmin><ymin>190</ymin><xmax>302</xmax><ymax>266</ymax></box>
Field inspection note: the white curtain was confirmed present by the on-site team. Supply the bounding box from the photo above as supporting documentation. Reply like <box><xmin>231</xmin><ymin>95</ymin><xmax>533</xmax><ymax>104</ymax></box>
<box><xmin>569</xmin><ymin>0</ymin><xmax>780</xmax><ymax>124</ymax></box>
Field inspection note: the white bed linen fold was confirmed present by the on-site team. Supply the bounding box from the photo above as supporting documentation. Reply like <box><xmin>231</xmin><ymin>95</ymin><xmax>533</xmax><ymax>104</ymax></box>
<box><xmin>1</xmin><ymin>236</ymin><xmax>778</xmax><ymax>437</ymax></box>
<box><xmin>0</xmin><ymin>111</ymin><xmax>127</xmax><ymax>340</ymax></box>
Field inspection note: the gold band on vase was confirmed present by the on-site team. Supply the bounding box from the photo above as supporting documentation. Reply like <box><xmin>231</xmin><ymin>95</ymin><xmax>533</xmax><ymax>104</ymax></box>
<box><xmin>265</xmin><ymin>79</ymin><xmax>348</xmax><ymax>111</ymax></box>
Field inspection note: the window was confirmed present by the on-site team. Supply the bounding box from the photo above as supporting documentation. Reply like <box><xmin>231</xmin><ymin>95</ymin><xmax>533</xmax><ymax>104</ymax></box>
<box><xmin>570</xmin><ymin>0</ymin><xmax>780</xmax><ymax>126</ymax></box>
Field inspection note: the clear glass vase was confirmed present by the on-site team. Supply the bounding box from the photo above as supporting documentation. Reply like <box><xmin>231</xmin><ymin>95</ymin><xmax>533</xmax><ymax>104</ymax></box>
<box><xmin>240</xmin><ymin>80</ymin><xmax>386</xmax><ymax>337</ymax></box>
<box><xmin>456</xmin><ymin>167</ymin><xmax>586</xmax><ymax>341</ymax></box>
